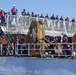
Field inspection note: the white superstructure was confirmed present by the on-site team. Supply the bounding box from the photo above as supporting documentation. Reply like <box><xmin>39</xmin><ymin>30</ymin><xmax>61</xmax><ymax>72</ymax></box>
<box><xmin>1</xmin><ymin>15</ymin><xmax>76</xmax><ymax>37</ymax></box>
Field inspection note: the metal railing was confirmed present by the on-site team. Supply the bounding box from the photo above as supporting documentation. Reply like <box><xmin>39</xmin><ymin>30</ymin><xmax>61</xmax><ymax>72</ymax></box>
<box><xmin>14</xmin><ymin>43</ymin><xmax>76</xmax><ymax>57</ymax></box>
<box><xmin>0</xmin><ymin>43</ymin><xmax>75</xmax><ymax>57</ymax></box>
<box><xmin>0</xmin><ymin>42</ymin><xmax>76</xmax><ymax>58</ymax></box>
<box><xmin>5</xmin><ymin>15</ymin><xmax>76</xmax><ymax>34</ymax></box>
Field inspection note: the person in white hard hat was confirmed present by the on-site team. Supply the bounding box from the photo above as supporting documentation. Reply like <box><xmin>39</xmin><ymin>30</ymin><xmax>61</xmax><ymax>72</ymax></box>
<box><xmin>11</xmin><ymin>5</ymin><xmax>18</xmax><ymax>24</ymax></box>
<box><xmin>11</xmin><ymin>5</ymin><xmax>17</xmax><ymax>15</ymax></box>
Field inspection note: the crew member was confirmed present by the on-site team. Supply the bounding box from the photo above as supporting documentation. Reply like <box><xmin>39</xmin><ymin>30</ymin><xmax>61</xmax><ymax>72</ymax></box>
<box><xmin>49</xmin><ymin>35</ymin><xmax>56</xmax><ymax>55</ymax></box>
<box><xmin>0</xmin><ymin>8</ymin><xmax>6</xmax><ymax>24</ymax></box>
<box><xmin>62</xmin><ymin>33</ymin><xmax>68</xmax><ymax>55</ymax></box>
<box><xmin>14</xmin><ymin>35</ymin><xmax>20</xmax><ymax>55</ymax></box>
<box><xmin>11</xmin><ymin>5</ymin><xmax>18</xmax><ymax>24</ymax></box>
<box><xmin>1</xmin><ymin>35</ymin><xmax>7</xmax><ymax>55</ymax></box>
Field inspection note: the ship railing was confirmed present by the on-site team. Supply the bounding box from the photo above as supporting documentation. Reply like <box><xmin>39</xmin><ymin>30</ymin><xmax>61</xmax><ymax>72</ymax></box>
<box><xmin>0</xmin><ymin>43</ymin><xmax>76</xmax><ymax>58</ymax></box>
<box><xmin>13</xmin><ymin>43</ymin><xmax>76</xmax><ymax>57</ymax></box>
<box><xmin>6</xmin><ymin>15</ymin><xmax>76</xmax><ymax>34</ymax></box>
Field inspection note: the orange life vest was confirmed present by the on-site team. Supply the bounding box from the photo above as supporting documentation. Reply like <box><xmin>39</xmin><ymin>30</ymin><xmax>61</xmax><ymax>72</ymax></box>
<box><xmin>1</xmin><ymin>12</ymin><xmax>4</xmax><ymax>17</ymax></box>
<box><xmin>66</xmin><ymin>18</ymin><xmax>69</xmax><ymax>22</ymax></box>
<box><xmin>1</xmin><ymin>39</ymin><xmax>7</xmax><ymax>45</ymax></box>
<box><xmin>0</xmin><ymin>13</ymin><xmax>1</xmax><ymax>18</ymax></box>
<box><xmin>63</xmin><ymin>37</ymin><xmax>68</xmax><ymax>43</ymax></box>
<box><xmin>12</xmin><ymin>8</ymin><xmax>17</xmax><ymax>13</ymax></box>
<box><xmin>15</xmin><ymin>39</ymin><xmax>20</xmax><ymax>45</ymax></box>
<box><xmin>65</xmin><ymin>38</ymin><xmax>68</xmax><ymax>43</ymax></box>
<box><xmin>16</xmin><ymin>41</ymin><xmax>19</xmax><ymax>45</ymax></box>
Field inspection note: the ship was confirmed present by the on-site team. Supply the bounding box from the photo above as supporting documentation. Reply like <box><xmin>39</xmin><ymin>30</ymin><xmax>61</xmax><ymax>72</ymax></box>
<box><xmin>0</xmin><ymin>15</ymin><xmax>76</xmax><ymax>75</ymax></box>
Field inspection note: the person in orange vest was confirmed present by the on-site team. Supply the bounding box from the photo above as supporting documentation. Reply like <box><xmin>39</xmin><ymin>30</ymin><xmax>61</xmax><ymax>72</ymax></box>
<box><xmin>0</xmin><ymin>8</ymin><xmax>6</xmax><ymax>25</ymax></box>
<box><xmin>14</xmin><ymin>35</ymin><xmax>20</xmax><ymax>55</ymax></box>
<box><xmin>15</xmin><ymin>35</ymin><xmax>20</xmax><ymax>44</ymax></box>
<box><xmin>11</xmin><ymin>5</ymin><xmax>17</xmax><ymax>15</ymax></box>
<box><xmin>1</xmin><ymin>35</ymin><xmax>7</xmax><ymax>56</ymax></box>
<box><xmin>0</xmin><ymin>8</ymin><xmax>1</xmax><ymax>25</ymax></box>
<box><xmin>65</xmin><ymin>16</ymin><xmax>70</xmax><ymax>29</ymax></box>
<box><xmin>11</xmin><ymin>5</ymin><xmax>18</xmax><ymax>24</ymax></box>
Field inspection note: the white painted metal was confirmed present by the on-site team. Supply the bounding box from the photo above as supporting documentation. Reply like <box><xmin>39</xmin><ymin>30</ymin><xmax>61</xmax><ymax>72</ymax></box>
<box><xmin>2</xmin><ymin>15</ymin><xmax>76</xmax><ymax>36</ymax></box>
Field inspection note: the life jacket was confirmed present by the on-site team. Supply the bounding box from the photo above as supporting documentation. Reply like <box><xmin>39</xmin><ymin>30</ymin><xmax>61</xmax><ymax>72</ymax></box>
<box><xmin>1</xmin><ymin>39</ymin><xmax>7</xmax><ymax>45</ymax></box>
<box><xmin>65</xmin><ymin>38</ymin><xmax>68</xmax><ymax>43</ymax></box>
<box><xmin>15</xmin><ymin>39</ymin><xmax>20</xmax><ymax>45</ymax></box>
<box><xmin>16</xmin><ymin>41</ymin><xmax>19</xmax><ymax>45</ymax></box>
<box><xmin>65</xmin><ymin>18</ymin><xmax>69</xmax><ymax>22</ymax></box>
<box><xmin>12</xmin><ymin>8</ymin><xmax>17</xmax><ymax>13</ymax></box>
<box><xmin>0</xmin><ymin>13</ymin><xmax>1</xmax><ymax>18</ymax></box>
<box><xmin>63</xmin><ymin>37</ymin><xmax>68</xmax><ymax>43</ymax></box>
<box><xmin>1</xmin><ymin>12</ymin><xmax>4</xmax><ymax>17</ymax></box>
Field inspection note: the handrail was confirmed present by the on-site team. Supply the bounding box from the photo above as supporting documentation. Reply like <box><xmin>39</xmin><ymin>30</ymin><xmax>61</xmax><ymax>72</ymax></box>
<box><xmin>15</xmin><ymin>43</ymin><xmax>76</xmax><ymax>58</ymax></box>
<box><xmin>5</xmin><ymin>15</ymin><xmax>76</xmax><ymax>35</ymax></box>
<box><xmin>14</xmin><ymin>43</ymin><xmax>76</xmax><ymax>57</ymax></box>
<box><xmin>0</xmin><ymin>43</ymin><xmax>75</xmax><ymax>58</ymax></box>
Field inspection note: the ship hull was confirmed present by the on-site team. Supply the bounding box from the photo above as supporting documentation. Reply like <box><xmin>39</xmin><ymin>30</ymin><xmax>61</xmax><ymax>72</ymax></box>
<box><xmin>0</xmin><ymin>57</ymin><xmax>76</xmax><ymax>75</ymax></box>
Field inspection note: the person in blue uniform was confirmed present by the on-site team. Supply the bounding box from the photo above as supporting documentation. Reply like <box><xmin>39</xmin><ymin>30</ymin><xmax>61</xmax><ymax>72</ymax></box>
<box><xmin>62</xmin><ymin>33</ymin><xmax>68</xmax><ymax>55</ymax></box>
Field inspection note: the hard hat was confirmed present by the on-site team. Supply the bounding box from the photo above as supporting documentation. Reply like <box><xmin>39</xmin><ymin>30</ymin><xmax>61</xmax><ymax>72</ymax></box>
<box><xmin>13</xmin><ymin>5</ymin><xmax>15</xmax><ymax>7</ymax></box>
<box><xmin>52</xmin><ymin>35</ymin><xmax>56</xmax><ymax>38</ymax></box>
<box><xmin>63</xmin><ymin>33</ymin><xmax>67</xmax><ymax>36</ymax></box>
<box><xmin>66</xmin><ymin>16</ymin><xmax>68</xmax><ymax>18</ymax></box>
<box><xmin>2</xmin><ymin>36</ymin><xmax>5</xmax><ymax>39</ymax></box>
<box><xmin>0</xmin><ymin>8</ymin><xmax>3</xmax><ymax>10</ymax></box>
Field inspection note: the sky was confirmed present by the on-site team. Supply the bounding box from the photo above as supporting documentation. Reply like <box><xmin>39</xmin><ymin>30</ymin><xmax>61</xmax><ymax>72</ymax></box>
<box><xmin>0</xmin><ymin>0</ymin><xmax>76</xmax><ymax>20</ymax></box>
